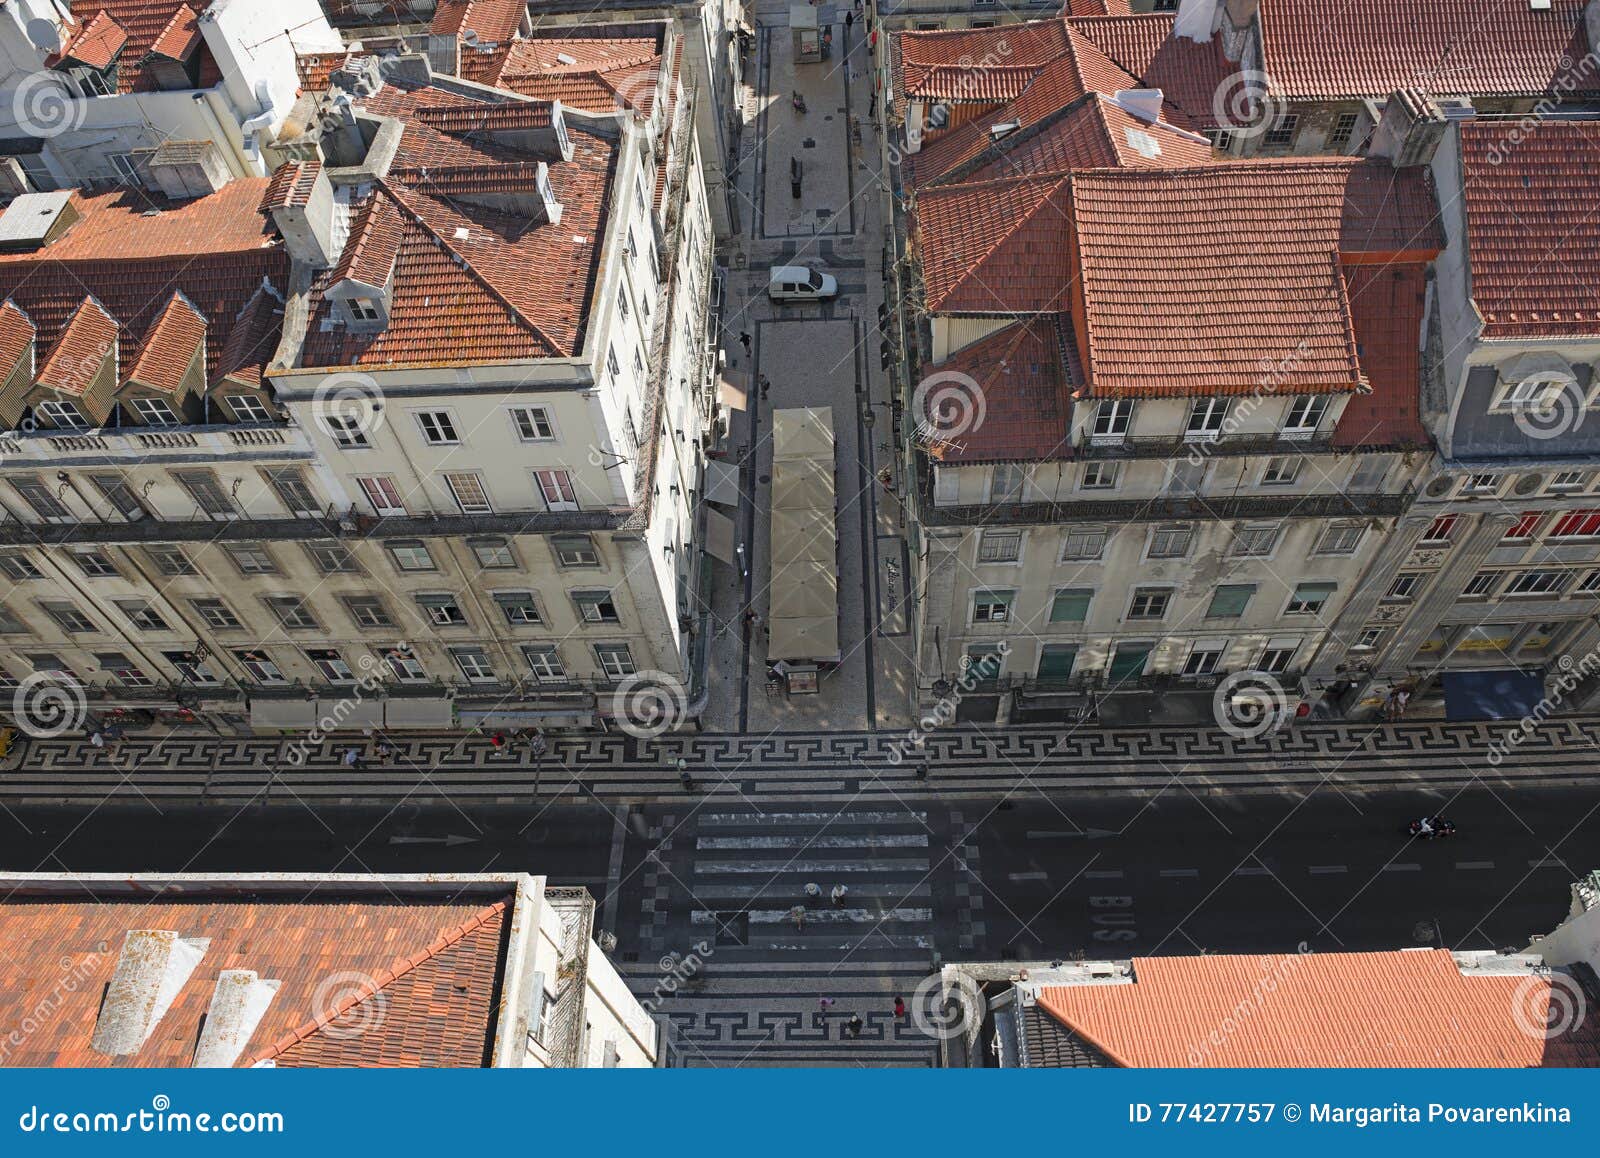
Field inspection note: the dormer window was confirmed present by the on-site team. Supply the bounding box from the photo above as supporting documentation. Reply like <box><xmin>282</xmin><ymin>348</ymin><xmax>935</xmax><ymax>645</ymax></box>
<box><xmin>348</xmin><ymin>297</ymin><xmax>382</xmax><ymax>322</ymax></box>
<box><xmin>128</xmin><ymin>397</ymin><xmax>179</xmax><ymax>426</ymax></box>
<box><xmin>37</xmin><ymin>400</ymin><xmax>89</xmax><ymax>429</ymax></box>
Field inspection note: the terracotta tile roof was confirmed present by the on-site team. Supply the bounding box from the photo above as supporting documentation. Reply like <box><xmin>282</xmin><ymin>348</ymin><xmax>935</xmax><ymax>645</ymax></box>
<box><xmin>58</xmin><ymin>9</ymin><xmax>128</xmax><ymax>70</ymax></box>
<box><xmin>291</xmin><ymin>82</ymin><xmax>615</xmax><ymax>369</ymax></box>
<box><xmin>0</xmin><ymin>182</ymin><xmax>287</xmax><ymax>392</ymax></box>
<box><xmin>259</xmin><ymin>159</ymin><xmax>322</xmax><ymax>213</ymax></box>
<box><xmin>920</xmin><ymin>317</ymin><xmax>1079</xmax><ymax>464</ymax></box>
<box><xmin>0</xmin><ymin>891</ymin><xmax>511</xmax><ymax>1067</ymax></box>
<box><xmin>915</xmin><ymin>172</ymin><xmax>1073</xmax><ymax>313</ymax></box>
<box><xmin>896</xmin><ymin>20</ymin><xmax>1140</xmax><ymax>113</ymax></box>
<box><xmin>295</xmin><ymin>51</ymin><xmax>350</xmax><ymax>92</ymax></box>
<box><xmin>653</xmin><ymin>40</ymin><xmax>684</xmax><ymax>210</ymax></box>
<box><xmin>1457</xmin><ymin>118</ymin><xmax>1600</xmax><ymax>339</ymax></box>
<box><xmin>465</xmin><ymin>35</ymin><xmax>666</xmax><ymax>119</ymax></box>
<box><xmin>1066</xmin><ymin>0</ymin><xmax>1133</xmax><ymax>14</ymax></box>
<box><xmin>129</xmin><ymin>291</ymin><xmax>206</xmax><ymax>393</ymax></box>
<box><xmin>1069</xmin><ymin>162</ymin><xmax>1369</xmax><ymax>398</ymax></box>
<box><xmin>68</xmin><ymin>1</ymin><xmax>217</xmax><ymax>92</ymax></box>
<box><xmin>1257</xmin><ymin>0</ymin><xmax>1600</xmax><ymax>101</ymax></box>
<box><xmin>36</xmin><ymin>296</ymin><xmax>117</xmax><ymax>396</ymax></box>
<box><xmin>250</xmin><ymin>902</ymin><xmax>509</xmax><ymax>1068</ymax></box>
<box><xmin>0</xmin><ymin>299</ymin><xmax>36</xmax><ymax>379</ymax></box>
<box><xmin>1334</xmin><ymin>263</ymin><xmax>1432</xmax><ymax>450</ymax></box>
<box><xmin>211</xmin><ymin>282</ymin><xmax>283</xmax><ymax>389</ymax></box>
<box><xmin>414</xmin><ymin>99</ymin><xmax>554</xmax><ymax>134</ymax></box>
<box><xmin>1068</xmin><ymin>13</ymin><xmax>1232</xmax><ymax>131</ymax></box>
<box><xmin>1037</xmin><ymin>950</ymin><xmax>1599</xmax><ymax>1067</ymax></box>
<box><xmin>1339</xmin><ymin>157</ymin><xmax>1444</xmax><ymax>259</ymax></box>
<box><xmin>431</xmin><ymin>0</ymin><xmax>524</xmax><ymax>44</ymax></box>
<box><xmin>146</xmin><ymin>1</ymin><xmax>200</xmax><ymax>60</ymax></box>
<box><xmin>911</xmin><ymin>90</ymin><xmax>1213</xmax><ymax>189</ymax></box>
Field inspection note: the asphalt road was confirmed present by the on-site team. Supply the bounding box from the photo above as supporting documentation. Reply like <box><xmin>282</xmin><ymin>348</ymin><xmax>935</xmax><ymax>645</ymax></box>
<box><xmin>1</xmin><ymin>782</ymin><xmax>1593</xmax><ymax>961</ymax></box>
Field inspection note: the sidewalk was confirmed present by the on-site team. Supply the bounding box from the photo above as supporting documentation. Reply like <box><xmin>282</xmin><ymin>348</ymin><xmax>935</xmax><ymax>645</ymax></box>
<box><xmin>4</xmin><ymin>717</ymin><xmax>1596</xmax><ymax>808</ymax></box>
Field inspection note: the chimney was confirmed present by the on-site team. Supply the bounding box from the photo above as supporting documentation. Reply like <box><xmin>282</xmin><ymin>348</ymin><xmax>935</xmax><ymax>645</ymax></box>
<box><xmin>193</xmin><ymin>970</ymin><xmax>281</xmax><ymax>1068</ymax></box>
<box><xmin>148</xmin><ymin>139</ymin><xmax>230</xmax><ymax>200</ymax></box>
<box><xmin>1369</xmin><ymin>89</ymin><xmax>1449</xmax><ymax>168</ymax></box>
<box><xmin>1173</xmin><ymin>0</ymin><xmax>1218</xmax><ymax>41</ymax></box>
<box><xmin>91</xmin><ymin>929</ymin><xmax>209</xmax><ymax>1057</ymax></box>
<box><xmin>1112</xmin><ymin>89</ymin><xmax>1164</xmax><ymax>125</ymax></box>
<box><xmin>261</xmin><ymin>159</ymin><xmax>336</xmax><ymax>269</ymax></box>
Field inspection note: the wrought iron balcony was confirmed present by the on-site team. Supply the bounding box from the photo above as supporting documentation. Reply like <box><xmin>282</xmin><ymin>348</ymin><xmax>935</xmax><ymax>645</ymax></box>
<box><xmin>1076</xmin><ymin>428</ymin><xmax>1336</xmax><ymax>459</ymax></box>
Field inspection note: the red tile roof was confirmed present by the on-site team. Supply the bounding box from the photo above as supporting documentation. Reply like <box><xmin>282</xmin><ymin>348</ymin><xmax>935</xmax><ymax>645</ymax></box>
<box><xmin>896</xmin><ymin>20</ymin><xmax>1139</xmax><ymax>111</ymax></box>
<box><xmin>475</xmin><ymin>39</ymin><xmax>665</xmax><ymax>116</ymax></box>
<box><xmin>910</xmin><ymin>90</ymin><xmax>1212</xmax><ymax>189</ymax></box>
<box><xmin>0</xmin><ymin>181</ymin><xmax>287</xmax><ymax>393</ymax></box>
<box><xmin>915</xmin><ymin>172</ymin><xmax>1073</xmax><ymax>313</ymax></box>
<box><xmin>0</xmin><ymin>891</ymin><xmax>511</xmax><ymax>1067</ymax></box>
<box><xmin>129</xmin><ymin>291</ymin><xmax>206</xmax><ymax>393</ymax></box>
<box><xmin>293</xmin><ymin>83</ymin><xmax>616</xmax><ymax>369</ymax></box>
<box><xmin>1334</xmin><ymin>263</ymin><xmax>1431</xmax><ymax>450</ymax></box>
<box><xmin>211</xmin><ymin>282</ymin><xmax>282</xmax><ymax>390</ymax></box>
<box><xmin>653</xmin><ymin>40</ymin><xmax>684</xmax><ymax>210</ymax></box>
<box><xmin>295</xmin><ymin>51</ymin><xmax>350</xmax><ymax>92</ymax></box>
<box><xmin>1069</xmin><ymin>162</ymin><xmax>1370</xmax><ymax>398</ymax></box>
<box><xmin>414</xmin><ymin>99</ymin><xmax>554</xmax><ymax>134</ymax></box>
<box><xmin>58</xmin><ymin>9</ymin><xmax>128</xmax><ymax>70</ymax></box>
<box><xmin>1257</xmin><ymin>0</ymin><xmax>1600</xmax><ymax>101</ymax></box>
<box><xmin>1066</xmin><ymin>0</ymin><xmax>1133</xmax><ymax>14</ymax></box>
<box><xmin>1037</xmin><ymin>950</ymin><xmax>1598</xmax><ymax>1067</ymax></box>
<box><xmin>431</xmin><ymin>0</ymin><xmax>524</xmax><ymax>44</ymax></box>
<box><xmin>1457</xmin><ymin>118</ymin><xmax>1600</xmax><ymax>339</ymax></box>
<box><xmin>920</xmin><ymin>317</ymin><xmax>1080</xmax><ymax>464</ymax></box>
<box><xmin>1068</xmin><ymin>13</ymin><xmax>1233</xmax><ymax>131</ymax></box>
<box><xmin>259</xmin><ymin>159</ymin><xmax>322</xmax><ymax>212</ymax></box>
<box><xmin>36</xmin><ymin>296</ymin><xmax>117</xmax><ymax>396</ymax></box>
<box><xmin>67</xmin><ymin>1</ymin><xmax>217</xmax><ymax>92</ymax></box>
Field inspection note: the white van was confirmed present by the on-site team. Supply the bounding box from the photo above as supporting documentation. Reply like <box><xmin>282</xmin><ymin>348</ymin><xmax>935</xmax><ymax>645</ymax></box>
<box><xmin>768</xmin><ymin>264</ymin><xmax>838</xmax><ymax>302</ymax></box>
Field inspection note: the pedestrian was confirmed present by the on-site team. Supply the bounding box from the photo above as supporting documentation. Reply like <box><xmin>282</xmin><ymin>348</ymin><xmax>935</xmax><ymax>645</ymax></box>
<box><xmin>790</xmin><ymin>905</ymin><xmax>806</xmax><ymax>930</ymax></box>
<box><xmin>915</xmin><ymin>760</ymin><xmax>929</xmax><ymax>781</ymax></box>
<box><xmin>490</xmin><ymin>731</ymin><xmax>507</xmax><ymax>750</ymax></box>
<box><xmin>893</xmin><ymin>995</ymin><xmax>906</xmax><ymax>1018</ymax></box>
<box><xmin>804</xmin><ymin>882</ymin><xmax>821</xmax><ymax>901</ymax></box>
<box><xmin>845</xmin><ymin>1013</ymin><xmax>864</xmax><ymax>1038</ymax></box>
<box><xmin>530</xmin><ymin>731</ymin><xmax>548</xmax><ymax>758</ymax></box>
<box><xmin>343</xmin><ymin>747</ymin><xmax>365</xmax><ymax>771</ymax></box>
<box><xmin>830</xmin><ymin>884</ymin><xmax>848</xmax><ymax>907</ymax></box>
<box><xmin>739</xmin><ymin>330</ymin><xmax>752</xmax><ymax>356</ymax></box>
<box><xmin>845</xmin><ymin>9</ymin><xmax>853</xmax><ymax>31</ymax></box>
<box><xmin>759</xmin><ymin>373</ymin><xmax>771</xmax><ymax>399</ymax></box>
<box><xmin>818</xmin><ymin>996</ymin><xmax>835</xmax><ymax>1011</ymax></box>
<box><xmin>375</xmin><ymin>740</ymin><xmax>393</xmax><ymax>766</ymax></box>
<box><xmin>88</xmin><ymin>729</ymin><xmax>104</xmax><ymax>751</ymax></box>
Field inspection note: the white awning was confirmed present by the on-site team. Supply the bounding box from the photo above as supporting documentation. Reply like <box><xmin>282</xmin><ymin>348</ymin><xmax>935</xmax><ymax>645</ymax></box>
<box><xmin>384</xmin><ymin>697</ymin><xmax>455</xmax><ymax>729</ymax></box>
<box><xmin>457</xmin><ymin>709</ymin><xmax>595</xmax><ymax>729</ymax></box>
<box><xmin>705</xmin><ymin>460</ymin><xmax>743</xmax><ymax>506</ymax></box>
<box><xmin>313</xmin><ymin>698</ymin><xmax>382</xmax><ymax>730</ymax></box>
<box><xmin>705</xmin><ymin>506</ymin><xmax>739</xmax><ymax>564</ymax></box>
<box><xmin>769</xmin><ymin>616</ymin><xmax>840</xmax><ymax>663</ymax></box>
<box><xmin>771</xmin><ymin>406</ymin><xmax>835</xmax><ymax>461</ymax></box>
<box><xmin>249</xmin><ymin>698</ymin><xmax>317</xmax><ymax>730</ymax></box>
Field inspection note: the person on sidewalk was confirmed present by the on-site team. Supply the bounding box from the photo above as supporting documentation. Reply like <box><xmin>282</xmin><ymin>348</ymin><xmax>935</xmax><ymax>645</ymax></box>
<box><xmin>739</xmin><ymin>331</ymin><xmax>752</xmax><ymax>356</ymax></box>
<box><xmin>845</xmin><ymin>1013</ymin><xmax>864</xmax><ymax>1039</ymax></box>
<box><xmin>88</xmin><ymin>729</ymin><xmax>104</xmax><ymax>752</ymax></box>
<box><xmin>830</xmin><ymin>884</ymin><xmax>848</xmax><ymax>907</ymax></box>
<box><xmin>342</xmin><ymin>747</ymin><xmax>366</xmax><ymax>771</ymax></box>
<box><xmin>893</xmin><ymin>995</ymin><xmax>906</xmax><ymax>1018</ymax></box>
<box><xmin>790</xmin><ymin>905</ymin><xmax>806</xmax><ymax>930</ymax></box>
<box><xmin>804</xmin><ymin>882</ymin><xmax>821</xmax><ymax>901</ymax></box>
<box><xmin>818</xmin><ymin>996</ymin><xmax>835</xmax><ymax>1012</ymax></box>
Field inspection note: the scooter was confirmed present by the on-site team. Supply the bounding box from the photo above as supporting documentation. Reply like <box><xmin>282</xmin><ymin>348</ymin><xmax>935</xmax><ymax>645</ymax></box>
<box><xmin>792</xmin><ymin>91</ymin><xmax>807</xmax><ymax>113</ymax></box>
<box><xmin>1407</xmin><ymin>816</ymin><xmax>1457</xmax><ymax>840</ymax></box>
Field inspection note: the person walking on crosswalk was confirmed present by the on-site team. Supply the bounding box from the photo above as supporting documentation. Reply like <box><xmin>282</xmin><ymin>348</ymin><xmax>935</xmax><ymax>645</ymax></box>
<box><xmin>830</xmin><ymin>884</ymin><xmax>848</xmax><ymax>907</ymax></box>
<box><xmin>790</xmin><ymin>905</ymin><xmax>806</xmax><ymax>930</ymax></box>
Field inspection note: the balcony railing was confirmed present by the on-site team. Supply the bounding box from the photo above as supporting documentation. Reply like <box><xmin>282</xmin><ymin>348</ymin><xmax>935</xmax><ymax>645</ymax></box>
<box><xmin>1077</xmin><ymin>429</ymin><xmax>1336</xmax><ymax>459</ymax></box>
<box><xmin>0</xmin><ymin>422</ymin><xmax>310</xmax><ymax>466</ymax></box>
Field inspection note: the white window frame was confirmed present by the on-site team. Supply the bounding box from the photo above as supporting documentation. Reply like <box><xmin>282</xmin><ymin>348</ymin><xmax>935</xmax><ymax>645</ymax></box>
<box><xmin>356</xmin><ymin>476</ymin><xmax>406</xmax><ymax>516</ymax></box>
<box><xmin>442</xmin><ymin>471</ymin><xmax>493</xmax><ymax>515</ymax></box>
<box><xmin>226</xmin><ymin>395</ymin><xmax>273</xmax><ymax>424</ymax></box>
<box><xmin>1260</xmin><ymin>457</ymin><xmax>1302</xmax><ymax>486</ymax></box>
<box><xmin>1090</xmin><ymin>399</ymin><xmax>1134</xmax><ymax>444</ymax></box>
<box><xmin>535</xmin><ymin>468</ymin><xmax>579</xmax><ymax>512</ymax></box>
<box><xmin>37</xmin><ymin>400</ymin><xmax>90</xmax><ymax>429</ymax></box>
<box><xmin>510</xmin><ymin>405</ymin><xmax>557</xmax><ymax>441</ymax></box>
<box><xmin>1282</xmin><ymin>396</ymin><xmax>1328</xmax><ymax>439</ymax></box>
<box><xmin>414</xmin><ymin>409</ymin><xmax>461</xmax><ymax>446</ymax></box>
<box><xmin>1185</xmin><ymin>399</ymin><xmax>1228</xmax><ymax>442</ymax></box>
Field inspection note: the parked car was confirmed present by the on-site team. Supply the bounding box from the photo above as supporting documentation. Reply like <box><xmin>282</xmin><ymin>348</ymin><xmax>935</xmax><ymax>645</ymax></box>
<box><xmin>768</xmin><ymin>264</ymin><xmax>838</xmax><ymax>302</ymax></box>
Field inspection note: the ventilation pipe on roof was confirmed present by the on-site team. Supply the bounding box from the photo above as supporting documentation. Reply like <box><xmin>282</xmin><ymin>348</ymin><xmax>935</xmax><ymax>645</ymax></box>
<box><xmin>1111</xmin><ymin>89</ymin><xmax>1164</xmax><ymax>125</ymax></box>
<box><xmin>240</xmin><ymin>79</ymin><xmax>279</xmax><ymax>162</ymax></box>
<box><xmin>193</xmin><ymin>970</ymin><xmax>281</xmax><ymax>1068</ymax></box>
<box><xmin>91</xmin><ymin>929</ymin><xmax>210</xmax><ymax>1057</ymax></box>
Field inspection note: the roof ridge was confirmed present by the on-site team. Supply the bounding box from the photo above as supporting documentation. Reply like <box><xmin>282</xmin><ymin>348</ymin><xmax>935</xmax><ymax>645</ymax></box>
<box><xmin>245</xmin><ymin>899</ymin><xmax>510</xmax><ymax>1066</ymax></box>
<box><xmin>378</xmin><ymin>180</ymin><xmax>563</xmax><ymax>357</ymax></box>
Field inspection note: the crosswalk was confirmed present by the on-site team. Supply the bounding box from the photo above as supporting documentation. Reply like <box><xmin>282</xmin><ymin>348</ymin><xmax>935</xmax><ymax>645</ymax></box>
<box><xmin>621</xmin><ymin>807</ymin><xmax>953</xmax><ymax>1067</ymax></box>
